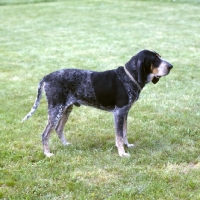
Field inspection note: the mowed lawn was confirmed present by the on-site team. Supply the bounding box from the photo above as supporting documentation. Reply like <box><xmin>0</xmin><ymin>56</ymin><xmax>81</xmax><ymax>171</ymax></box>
<box><xmin>0</xmin><ymin>0</ymin><xmax>200</xmax><ymax>199</ymax></box>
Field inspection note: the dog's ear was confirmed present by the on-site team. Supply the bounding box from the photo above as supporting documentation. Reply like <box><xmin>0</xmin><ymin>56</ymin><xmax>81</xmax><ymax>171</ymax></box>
<box><xmin>152</xmin><ymin>77</ymin><xmax>159</xmax><ymax>84</ymax></box>
<box><xmin>137</xmin><ymin>60</ymin><xmax>146</xmax><ymax>83</ymax></box>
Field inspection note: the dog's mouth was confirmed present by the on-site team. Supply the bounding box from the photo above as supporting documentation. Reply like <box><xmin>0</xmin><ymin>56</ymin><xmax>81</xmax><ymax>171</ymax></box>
<box><xmin>151</xmin><ymin>75</ymin><xmax>160</xmax><ymax>84</ymax></box>
<box><xmin>155</xmin><ymin>75</ymin><xmax>161</xmax><ymax>79</ymax></box>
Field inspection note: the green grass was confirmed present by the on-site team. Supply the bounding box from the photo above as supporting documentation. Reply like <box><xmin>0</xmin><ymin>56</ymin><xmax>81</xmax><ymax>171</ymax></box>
<box><xmin>0</xmin><ymin>0</ymin><xmax>200</xmax><ymax>199</ymax></box>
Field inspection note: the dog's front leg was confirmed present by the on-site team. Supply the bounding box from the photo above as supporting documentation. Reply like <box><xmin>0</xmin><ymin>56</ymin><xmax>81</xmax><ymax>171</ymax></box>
<box><xmin>123</xmin><ymin>113</ymin><xmax>135</xmax><ymax>148</ymax></box>
<box><xmin>113</xmin><ymin>112</ymin><xmax>130</xmax><ymax>157</ymax></box>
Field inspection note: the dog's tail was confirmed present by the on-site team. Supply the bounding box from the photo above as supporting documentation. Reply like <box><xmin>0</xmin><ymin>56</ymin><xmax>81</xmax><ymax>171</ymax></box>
<box><xmin>22</xmin><ymin>80</ymin><xmax>44</xmax><ymax>122</ymax></box>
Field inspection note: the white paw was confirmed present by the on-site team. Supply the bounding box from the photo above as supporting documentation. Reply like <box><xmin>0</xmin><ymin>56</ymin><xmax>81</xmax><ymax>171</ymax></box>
<box><xmin>123</xmin><ymin>152</ymin><xmax>130</xmax><ymax>157</ymax></box>
<box><xmin>44</xmin><ymin>152</ymin><xmax>54</xmax><ymax>157</ymax></box>
<box><xmin>118</xmin><ymin>151</ymin><xmax>130</xmax><ymax>157</ymax></box>
<box><xmin>126</xmin><ymin>143</ymin><xmax>135</xmax><ymax>148</ymax></box>
<box><xmin>63</xmin><ymin>142</ymin><xmax>71</xmax><ymax>146</ymax></box>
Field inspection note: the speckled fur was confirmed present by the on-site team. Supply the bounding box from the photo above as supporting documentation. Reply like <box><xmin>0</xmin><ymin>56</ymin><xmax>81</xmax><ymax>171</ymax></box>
<box><xmin>22</xmin><ymin>50</ymin><xmax>173</xmax><ymax>157</ymax></box>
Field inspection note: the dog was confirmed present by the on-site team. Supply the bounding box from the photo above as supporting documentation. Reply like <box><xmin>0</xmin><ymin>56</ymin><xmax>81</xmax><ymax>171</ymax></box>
<box><xmin>22</xmin><ymin>49</ymin><xmax>173</xmax><ymax>157</ymax></box>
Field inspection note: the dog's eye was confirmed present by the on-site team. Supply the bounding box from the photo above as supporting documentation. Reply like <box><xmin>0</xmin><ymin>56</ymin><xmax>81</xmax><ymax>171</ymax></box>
<box><xmin>154</xmin><ymin>56</ymin><xmax>159</xmax><ymax>61</ymax></box>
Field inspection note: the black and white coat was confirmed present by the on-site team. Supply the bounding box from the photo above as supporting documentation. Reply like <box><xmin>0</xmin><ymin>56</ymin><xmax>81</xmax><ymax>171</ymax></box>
<box><xmin>22</xmin><ymin>50</ymin><xmax>173</xmax><ymax>157</ymax></box>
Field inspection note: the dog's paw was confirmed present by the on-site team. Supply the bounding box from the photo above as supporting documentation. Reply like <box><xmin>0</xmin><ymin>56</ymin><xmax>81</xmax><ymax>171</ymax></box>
<box><xmin>126</xmin><ymin>143</ymin><xmax>135</xmax><ymax>148</ymax></box>
<box><xmin>121</xmin><ymin>152</ymin><xmax>130</xmax><ymax>157</ymax></box>
<box><xmin>44</xmin><ymin>152</ymin><xmax>54</xmax><ymax>157</ymax></box>
<box><xmin>118</xmin><ymin>151</ymin><xmax>130</xmax><ymax>157</ymax></box>
<box><xmin>63</xmin><ymin>142</ymin><xmax>71</xmax><ymax>146</ymax></box>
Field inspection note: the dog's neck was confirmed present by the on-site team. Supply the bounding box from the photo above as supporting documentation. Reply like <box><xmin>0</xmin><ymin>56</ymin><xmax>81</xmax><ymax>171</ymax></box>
<box><xmin>125</xmin><ymin>59</ymin><xmax>146</xmax><ymax>87</ymax></box>
<box><xmin>124</xmin><ymin>65</ymin><xmax>142</xmax><ymax>91</ymax></box>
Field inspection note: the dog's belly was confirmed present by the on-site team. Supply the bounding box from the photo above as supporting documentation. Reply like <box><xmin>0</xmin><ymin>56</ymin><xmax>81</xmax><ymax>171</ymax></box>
<box><xmin>67</xmin><ymin>97</ymin><xmax>115</xmax><ymax>112</ymax></box>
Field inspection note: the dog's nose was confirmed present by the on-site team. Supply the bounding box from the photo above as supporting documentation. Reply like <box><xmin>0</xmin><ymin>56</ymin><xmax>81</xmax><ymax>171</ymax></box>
<box><xmin>168</xmin><ymin>63</ymin><xmax>173</xmax><ymax>69</ymax></box>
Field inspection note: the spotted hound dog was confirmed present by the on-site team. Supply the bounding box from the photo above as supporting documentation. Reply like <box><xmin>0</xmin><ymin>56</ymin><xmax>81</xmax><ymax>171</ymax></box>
<box><xmin>22</xmin><ymin>50</ymin><xmax>173</xmax><ymax>157</ymax></box>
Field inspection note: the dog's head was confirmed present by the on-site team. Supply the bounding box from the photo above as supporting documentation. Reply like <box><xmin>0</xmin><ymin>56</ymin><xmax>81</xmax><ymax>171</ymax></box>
<box><xmin>127</xmin><ymin>49</ymin><xmax>173</xmax><ymax>84</ymax></box>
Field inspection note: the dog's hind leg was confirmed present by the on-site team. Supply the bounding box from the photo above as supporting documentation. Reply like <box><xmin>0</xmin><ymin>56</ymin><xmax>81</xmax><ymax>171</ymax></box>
<box><xmin>55</xmin><ymin>105</ymin><xmax>73</xmax><ymax>146</ymax></box>
<box><xmin>42</xmin><ymin>104</ymin><xmax>64</xmax><ymax>157</ymax></box>
<box><xmin>42</xmin><ymin>122</ymin><xmax>54</xmax><ymax>157</ymax></box>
